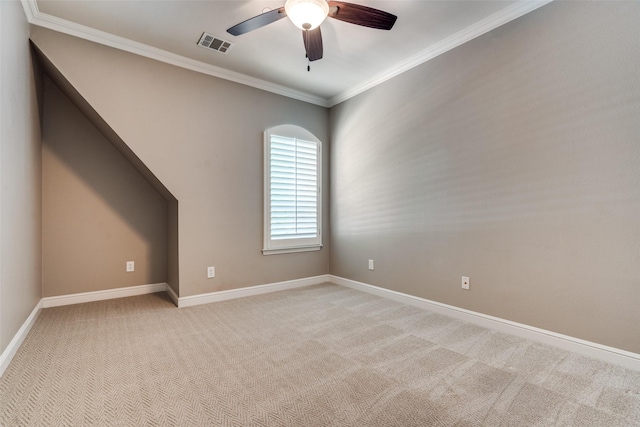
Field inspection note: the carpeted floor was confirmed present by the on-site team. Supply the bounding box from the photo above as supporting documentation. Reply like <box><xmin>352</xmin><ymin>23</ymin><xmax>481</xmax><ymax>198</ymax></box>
<box><xmin>1</xmin><ymin>283</ymin><xmax>639</xmax><ymax>426</ymax></box>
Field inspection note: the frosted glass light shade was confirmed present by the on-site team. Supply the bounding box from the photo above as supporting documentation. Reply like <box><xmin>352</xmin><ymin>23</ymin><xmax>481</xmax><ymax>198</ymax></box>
<box><xmin>284</xmin><ymin>0</ymin><xmax>329</xmax><ymax>30</ymax></box>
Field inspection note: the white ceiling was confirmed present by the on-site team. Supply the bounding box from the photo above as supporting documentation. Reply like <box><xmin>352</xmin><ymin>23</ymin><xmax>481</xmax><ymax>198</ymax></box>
<box><xmin>30</xmin><ymin>0</ymin><xmax>551</xmax><ymax>106</ymax></box>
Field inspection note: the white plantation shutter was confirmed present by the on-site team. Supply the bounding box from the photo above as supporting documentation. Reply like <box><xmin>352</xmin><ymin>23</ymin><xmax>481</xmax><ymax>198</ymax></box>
<box><xmin>270</xmin><ymin>136</ymin><xmax>318</xmax><ymax>240</ymax></box>
<box><xmin>264</xmin><ymin>125</ymin><xmax>322</xmax><ymax>254</ymax></box>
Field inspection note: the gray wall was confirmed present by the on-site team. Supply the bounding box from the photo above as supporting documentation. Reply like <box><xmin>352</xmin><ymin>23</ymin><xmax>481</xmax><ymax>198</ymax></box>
<box><xmin>0</xmin><ymin>1</ymin><xmax>42</xmax><ymax>353</ymax></box>
<box><xmin>42</xmin><ymin>76</ymin><xmax>169</xmax><ymax>297</ymax></box>
<box><xmin>31</xmin><ymin>27</ymin><xmax>330</xmax><ymax>298</ymax></box>
<box><xmin>330</xmin><ymin>2</ymin><xmax>640</xmax><ymax>353</ymax></box>
<box><xmin>11</xmin><ymin>1</ymin><xmax>638</xmax><ymax>357</ymax></box>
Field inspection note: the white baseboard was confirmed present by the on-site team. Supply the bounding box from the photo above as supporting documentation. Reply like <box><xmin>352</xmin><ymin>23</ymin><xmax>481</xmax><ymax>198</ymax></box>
<box><xmin>1</xmin><ymin>282</ymin><xmax>169</xmax><ymax>378</ymax></box>
<box><xmin>0</xmin><ymin>300</ymin><xmax>43</xmax><ymax>377</ymax></box>
<box><xmin>41</xmin><ymin>283</ymin><xmax>168</xmax><ymax>308</ymax></box>
<box><xmin>176</xmin><ymin>275</ymin><xmax>331</xmax><ymax>308</ymax></box>
<box><xmin>166</xmin><ymin>285</ymin><xmax>179</xmax><ymax>307</ymax></box>
<box><xmin>4</xmin><ymin>275</ymin><xmax>638</xmax><ymax>378</ymax></box>
<box><xmin>329</xmin><ymin>275</ymin><xmax>640</xmax><ymax>371</ymax></box>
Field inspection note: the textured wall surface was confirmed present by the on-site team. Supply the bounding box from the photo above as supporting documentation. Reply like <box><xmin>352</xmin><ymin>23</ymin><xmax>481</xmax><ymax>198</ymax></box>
<box><xmin>42</xmin><ymin>76</ymin><xmax>169</xmax><ymax>297</ymax></box>
<box><xmin>23</xmin><ymin>1</ymin><xmax>640</xmax><ymax>356</ymax></box>
<box><xmin>0</xmin><ymin>1</ymin><xmax>42</xmax><ymax>353</ymax></box>
<box><xmin>31</xmin><ymin>28</ymin><xmax>330</xmax><ymax>298</ymax></box>
<box><xmin>330</xmin><ymin>2</ymin><xmax>640</xmax><ymax>352</ymax></box>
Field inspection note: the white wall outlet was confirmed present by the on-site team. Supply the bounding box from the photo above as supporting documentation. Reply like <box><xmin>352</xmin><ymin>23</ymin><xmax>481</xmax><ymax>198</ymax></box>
<box><xmin>207</xmin><ymin>266</ymin><xmax>215</xmax><ymax>279</ymax></box>
<box><xmin>368</xmin><ymin>259</ymin><xmax>374</xmax><ymax>271</ymax></box>
<box><xmin>462</xmin><ymin>276</ymin><xmax>470</xmax><ymax>290</ymax></box>
<box><xmin>126</xmin><ymin>261</ymin><xmax>135</xmax><ymax>272</ymax></box>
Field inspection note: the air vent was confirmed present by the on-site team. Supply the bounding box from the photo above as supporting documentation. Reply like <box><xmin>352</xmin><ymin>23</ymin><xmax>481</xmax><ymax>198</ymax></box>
<box><xmin>197</xmin><ymin>32</ymin><xmax>233</xmax><ymax>54</ymax></box>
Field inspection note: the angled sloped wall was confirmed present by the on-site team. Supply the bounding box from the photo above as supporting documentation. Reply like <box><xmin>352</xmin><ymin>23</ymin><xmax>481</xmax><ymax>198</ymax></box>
<box><xmin>31</xmin><ymin>27</ymin><xmax>330</xmax><ymax>298</ymax></box>
<box><xmin>33</xmin><ymin>46</ymin><xmax>180</xmax><ymax>296</ymax></box>
<box><xmin>41</xmin><ymin>74</ymin><xmax>171</xmax><ymax>296</ymax></box>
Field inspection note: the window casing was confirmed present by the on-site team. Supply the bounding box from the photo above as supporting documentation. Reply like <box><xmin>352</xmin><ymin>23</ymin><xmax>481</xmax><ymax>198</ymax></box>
<box><xmin>264</xmin><ymin>125</ymin><xmax>322</xmax><ymax>255</ymax></box>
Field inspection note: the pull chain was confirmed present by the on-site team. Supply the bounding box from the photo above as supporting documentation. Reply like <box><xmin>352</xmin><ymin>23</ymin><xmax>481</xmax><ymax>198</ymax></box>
<box><xmin>304</xmin><ymin>31</ymin><xmax>311</xmax><ymax>72</ymax></box>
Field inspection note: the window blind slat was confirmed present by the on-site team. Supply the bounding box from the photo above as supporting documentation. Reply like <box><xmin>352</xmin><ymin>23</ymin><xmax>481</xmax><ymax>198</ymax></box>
<box><xmin>269</xmin><ymin>135</ymin><xmax>318</xmax><ymax>241</ymax></box>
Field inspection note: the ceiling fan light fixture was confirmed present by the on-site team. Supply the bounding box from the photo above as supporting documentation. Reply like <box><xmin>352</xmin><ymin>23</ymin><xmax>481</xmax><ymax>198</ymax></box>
<box><xmin>284</xmin><ymin>0</ymin><xmax>329</xmax><ymax>31</ymax></box>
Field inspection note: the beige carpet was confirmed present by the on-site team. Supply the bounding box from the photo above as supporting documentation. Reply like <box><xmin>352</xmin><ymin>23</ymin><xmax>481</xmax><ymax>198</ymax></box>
<box><xmin>1</xmin><ymin>283</ymin><xmax>639</xmax><ymax>426</ymax></box>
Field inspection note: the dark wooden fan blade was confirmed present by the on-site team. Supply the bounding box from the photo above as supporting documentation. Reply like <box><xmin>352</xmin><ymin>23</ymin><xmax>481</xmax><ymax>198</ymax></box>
<box><xmin>327</xmin><ymin>1</ymin><xmax>396</xmax><ymax>30</ymax></box>
<box><xmin>303</xmin><ymin>27</ymin><xmax>323</xmax><ymax>61</ymax></box>
<box><xmin>227</xmin><ymin>7</ymin><xmax>287</xmax><ymax>36</ymax></box>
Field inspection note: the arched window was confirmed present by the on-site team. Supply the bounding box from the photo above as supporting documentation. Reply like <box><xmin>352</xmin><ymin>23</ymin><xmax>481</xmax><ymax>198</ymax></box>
<box><xmin>263</xmin><ymin>125</ymin><xmax>322</xmax><ymax>255</ymax></box>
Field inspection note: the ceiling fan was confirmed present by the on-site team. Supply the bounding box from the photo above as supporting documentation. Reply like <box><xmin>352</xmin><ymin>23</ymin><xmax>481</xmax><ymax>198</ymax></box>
<box><xmin>226</xmin><ymin>0</ymin><xmax>397</xmax><ymax>66</ymax></box>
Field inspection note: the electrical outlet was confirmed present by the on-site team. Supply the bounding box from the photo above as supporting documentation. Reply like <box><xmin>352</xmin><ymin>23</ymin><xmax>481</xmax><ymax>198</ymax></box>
<box><xmin>126</xmin><ymin>261</ymin><xmax>135</xmax><ymax>272</ymax></box>
<box><xmin>462</xmin><ymin>276</ymin><xmax>470</xmax><ymax>290</ymax></box>
<box><xmin>368</xmin><ymin>259</ymin><xmax>374</xmax><ymax>270</ymax></box>
<box><xmin>207</xmin><ymin>266</ymin><xmax>215</xmax><ymax>279</ymax></box>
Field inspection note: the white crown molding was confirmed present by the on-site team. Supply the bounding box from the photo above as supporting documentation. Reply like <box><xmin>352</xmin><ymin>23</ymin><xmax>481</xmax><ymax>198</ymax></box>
<box><xmin>22</xmin><ymin>0</ymin><xmax>552</xmax><ymax>109</ymax></box>
<box><xmin>327</xmin><ymin>0</ymin><xmax>554</xmax><ymax>107</ymax></box>
<box><xmin>21</xmin><ymin>0</ymin><xmax>38</xmax><ymax>22</ymax></box>
<box><xmin>329</xmin><ymin>275</ymin><xmax>640</xmax><ymax>371</ymax></box>
<box><xmin>22</xmin><ymin>0</ymin><xmax>329</xmax><ymax>107</ymax></box>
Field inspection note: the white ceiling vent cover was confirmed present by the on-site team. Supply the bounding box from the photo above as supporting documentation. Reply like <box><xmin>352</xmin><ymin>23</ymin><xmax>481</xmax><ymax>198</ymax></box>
<box><xmin>197</xmin><ymin>33</ymin><xmax>233</xmax><ymax>54</ymax></box>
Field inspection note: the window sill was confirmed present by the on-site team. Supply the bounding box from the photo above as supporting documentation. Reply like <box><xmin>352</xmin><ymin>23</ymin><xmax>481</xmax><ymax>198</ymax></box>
<box><xmin>262</xmin><ymin>245</ymin><xmax>322</xmax><ymax>256</ymax></box>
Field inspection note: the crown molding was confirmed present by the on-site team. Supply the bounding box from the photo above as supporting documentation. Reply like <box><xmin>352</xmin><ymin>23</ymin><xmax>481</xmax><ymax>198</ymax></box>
<box><xmin>21</xmin><ymin>0</ymin><xmax>38</xmax><ymax>22</ymax></box>
<box><xmin>22</xmin><ymin>0</ymin><xmax>551</xmax><ymax>109</ymax></box>
<box><xmin>327</xmin><ymin>0</ymin><xmax>553</xmax><ymax>107</ymax></box>
<box><xmin>21</xmin><ymin>0</ymin><xmax>329</xmax><ymax>107</ymax></box>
